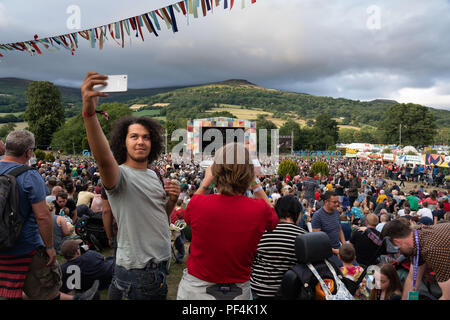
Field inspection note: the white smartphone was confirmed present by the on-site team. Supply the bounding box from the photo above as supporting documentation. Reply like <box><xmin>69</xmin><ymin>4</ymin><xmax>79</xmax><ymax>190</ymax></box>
<box><xmin>94</xmin><ymin>75</ymin><xmax>128</xmax><ymax>92</ymax></box>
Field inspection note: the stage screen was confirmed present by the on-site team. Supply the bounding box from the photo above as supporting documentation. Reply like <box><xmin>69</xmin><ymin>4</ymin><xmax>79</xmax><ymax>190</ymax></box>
<box><xmin>201</xmin><ymin>127</ymin><xmax>245</xmax><ymax>155</ymax></box>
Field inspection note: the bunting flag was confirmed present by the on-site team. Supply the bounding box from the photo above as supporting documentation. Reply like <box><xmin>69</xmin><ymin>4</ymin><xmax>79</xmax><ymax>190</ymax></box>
<box><xmin>0</xmin><ymin>0</ymin><xmax>257</xmax><ymax>58</ymax></box>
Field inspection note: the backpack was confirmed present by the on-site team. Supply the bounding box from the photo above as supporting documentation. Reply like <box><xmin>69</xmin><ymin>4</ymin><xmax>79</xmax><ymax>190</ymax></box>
<box><xmin>277</xmin><ymin>260</ymin><xmax>341</xmax><ymax>300</ymax></box>
<box><xmin>306</xmin><ymin>260</ymin><xmax>354</xmax><ymax>300</ymax></box>
<box><xmin>0</xmin><ymin>165</ymin><xmax>32</xmax><ymax>251</ymax></box>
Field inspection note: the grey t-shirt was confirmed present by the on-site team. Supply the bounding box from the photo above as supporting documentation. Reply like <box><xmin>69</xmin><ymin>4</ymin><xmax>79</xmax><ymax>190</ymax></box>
<box><xmin>106</xmin><ymin>165</ymin><xmax>171</xmax><ymax>270</ymax></box>
<box><xmin>311</xmin><ymin>207</ymin><xmax>342</xmax><ymax>249</ymax></box>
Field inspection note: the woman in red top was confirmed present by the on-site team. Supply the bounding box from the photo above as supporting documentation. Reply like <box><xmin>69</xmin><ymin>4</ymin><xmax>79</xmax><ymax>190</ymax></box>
<box><xmin>177</xmin><ymin>143</ymin><xmax>278</xmax><ymax>300</ymax></box>
<box><xmin>419</xmin><ymin>191</ymin><xmax>439</xmax><ymax>209</ymax></box>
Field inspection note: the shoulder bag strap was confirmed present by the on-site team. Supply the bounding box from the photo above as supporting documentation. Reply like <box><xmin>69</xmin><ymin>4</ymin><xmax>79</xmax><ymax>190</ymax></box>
<box><xmin>7</xmin><ymin>165</ymin><xmax>32</xmax><ymax>177</ymax></box>
<box><xmin>324</xmin><ymin>260</ymin><xmax>342</xmax><ymax>290</ymax></box>
<box><xmin>306</xmin><ymin>263</ymin><xmax>332</xmax><ymax>297</ymax></box>
<box><xmin>6</xmin><ymin>165</ymin><xmax>33</xmax><ymax>223</ymax></box>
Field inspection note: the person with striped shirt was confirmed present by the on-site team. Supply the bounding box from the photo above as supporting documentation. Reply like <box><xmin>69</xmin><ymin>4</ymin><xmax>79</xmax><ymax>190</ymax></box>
<box><xmin>250</xmin><ymin>195</ymin><xmax>307</xmax><ymax>299</ymax></box>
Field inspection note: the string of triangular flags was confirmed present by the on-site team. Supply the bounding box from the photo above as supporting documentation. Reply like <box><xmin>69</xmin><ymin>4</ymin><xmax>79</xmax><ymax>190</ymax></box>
<box><xmin>0</xmin><ymin>0</ymin><xmax>256</xmax><ymax>58</ymax></box>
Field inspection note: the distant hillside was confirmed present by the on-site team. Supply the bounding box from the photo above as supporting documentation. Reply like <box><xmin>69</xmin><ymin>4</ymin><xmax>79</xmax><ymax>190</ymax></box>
<box><xmin>126</xmin><ymin>81</ymin><xmax>450</xmax><ymax>129</ymax></box>
<box><xmin>0</xmin><ymin>77</ymin><xmax>186</xmax><ymax>117</ymax></box>
<box><xmin>370</xmin><ymin>99</ymin><xmax>399</xmax><ymax>105</ymax></box>
<box><xmin>1</xmin><ymin>77</ymin><xmax>450</xmax><ymax>128</ymax></box>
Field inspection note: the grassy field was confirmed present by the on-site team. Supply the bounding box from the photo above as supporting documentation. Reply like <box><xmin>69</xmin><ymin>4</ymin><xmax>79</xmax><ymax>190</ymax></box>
<box><xmin>206</xmin><ymin>107</ymin><xmax>270</xmax><ymax>119</ymax></box>
<box><xmin>132</xmin><ymin>109</ymin><xmax>161</xmax><ymax>117</ymax></box>
<box><xmin>0</xmin><ymin>112</ymin><xmax>24</xmax><ymax>116</ymax></box>
<box><xmin>0</xmin><ymin>121</ymin><xmax>28</xmax><ymax>130</ymax></box>
<box><xmin>338</xmin><ymin>125</ymin><xmax>362</xmax><ymax>131</ymax></box>
<box><xmin>205</xmin><ymin>107</ymin><xmax>308</xmax><ymax>129</ymax></box>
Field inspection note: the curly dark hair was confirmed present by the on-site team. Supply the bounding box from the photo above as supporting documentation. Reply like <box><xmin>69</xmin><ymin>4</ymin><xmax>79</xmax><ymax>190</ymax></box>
<box><xmin>109</xmin><ymin>116</ymin><xmax>163</xmax><ymax>165</ymax></box>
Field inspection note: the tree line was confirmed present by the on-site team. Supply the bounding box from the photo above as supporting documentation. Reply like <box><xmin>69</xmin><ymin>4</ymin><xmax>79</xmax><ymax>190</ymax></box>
<box><xmin>4</xmin><ymin>81</ymin><xmax>445</xmax><ymax>153</ymax></box>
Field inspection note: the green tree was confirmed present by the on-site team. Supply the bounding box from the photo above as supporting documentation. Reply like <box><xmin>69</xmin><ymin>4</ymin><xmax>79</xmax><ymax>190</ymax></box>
<box><xmin>306</xmin><ymin>119</ymin><xmax>315</xmax><ymax>127</ymax></box>
<box><xmin>354</xmin><ymin>126</ymin><xmax>378</xmax><ymax>143</ymax></box>
<box><xmin>435</xmin><ymin>128</ymin><xmax>450</xmax><ymax>146</ymax></box>
<box><xmin>277</xmin><ymin>159</ymin><xmax>299</xmax><ymax>178</ymax></box>
<box><xmin>206</xmin><ymin>111</ymin><xmax>237</xmax><ymax>118</ymax></box>
<box><xmin>24</xmin><ymin>81</ymin><xmax>65</xmax><ymax>149</ymax></box>
<box><xmin>256</xmin><ymin>119</ymin><xmax>277</xmax><ymax>155</ymax></box>
<box><xmin>34</xmin><ymin>149</ymin><xmax>46</xmax><ymax>161</ymax></box>
<box><xmin>279</xmin><ymin>119</ymin><xmax>302</xmax><ymax>151</ymax></box>
<box><xmin>313</xmin><ymin>113</ymin><xmax>339</xmax><ymax>148</ymax></box>
<box><xmin>378</xmin><ymin>103</ymin><xmax>437</xmax><ymax>147</ymax></box>
<box><xmin>311</xmin><ymin>161</ymin><xmax>329</xmax><ymax>177</ymax></box>
<box><xmin>338</xmin><ymin>128</ymin><xmax>357</xmax><ymax>143</ymax></box>
<box><xmin>308</xmin><ymin>127</ymin><xmax>335</xmax><ymax>150</ymax></box>
<box><xmin>51</xmin><ymin>102</ymin><xmax>131</xmax><ymax>154</ymax></box>
<box><xmin>45</xmin><ymin>152</ymin><xmax>55</xmax><ymax>162</ymax></box>
<box><xmin>165</xmin><ymin>119</ymin><xmax>187</xmax><ymax>152</ymax></box>
<box><xmin>0</xmin><ymin>123</ymin><xmax>17</xmax><ymax>140</ymax></box>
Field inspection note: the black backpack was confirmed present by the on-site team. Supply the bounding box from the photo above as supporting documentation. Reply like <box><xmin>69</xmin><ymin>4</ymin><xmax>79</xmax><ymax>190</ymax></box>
<box><xmin>276</xmin><ymin>260</ymin><xmax>340</xmax><ymax>300</ymax></box>
<box><xmin>0</xmin><ymin>165</ymin><xmax>32</xmax><ymax>251</ymax></box>
<box><xmin>276</xmin><ymin>232</ymin><xmax>349</xmax><ymax>300</ymax></box>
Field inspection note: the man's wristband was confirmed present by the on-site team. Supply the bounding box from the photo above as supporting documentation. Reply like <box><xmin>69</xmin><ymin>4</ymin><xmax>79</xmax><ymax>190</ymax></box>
<box><xmin>253</xmin><ymin>186</ymin><xmax>263</xmax><ymax>193</ymax></box>
<box><xmin>82</xmin><ymin>111</ymin><xmax>96</xmax><ymax>118</ymax></box>
<box><xmin>251</xmin><ymin>178</ymin><xmax>261</xmax><ymax>188</ymax></box>
<box><xmin>45</xmin><ymin>245</ymin><xmax>54</xmax><ymax>250</ymax></box>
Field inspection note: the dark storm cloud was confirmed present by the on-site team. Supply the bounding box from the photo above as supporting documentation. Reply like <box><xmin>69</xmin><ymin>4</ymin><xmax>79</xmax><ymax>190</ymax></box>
<box><xmin>0</xmin><ymin>0</ymin><xmax>449</xmax><ymax>109</ymax></box>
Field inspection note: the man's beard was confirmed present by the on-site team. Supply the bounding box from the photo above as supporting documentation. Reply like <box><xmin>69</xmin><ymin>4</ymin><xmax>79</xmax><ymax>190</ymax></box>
<box><xmin>128</xmin><ymin>153</ymin><xmax>148</xmax><ymax>163</ymax></box>
<box><xmin>400</xmin><ymin>246</ymin><xmax>414</xmax><ymax>257</ymax></box>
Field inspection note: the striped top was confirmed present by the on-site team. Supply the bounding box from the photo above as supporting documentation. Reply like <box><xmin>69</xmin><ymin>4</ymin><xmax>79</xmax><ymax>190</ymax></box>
<box><xmin>0</xmin><ymin>251</ymin><xmax>35</xmax><ymax>299</ymax></box>
<box><xmin>250</xmin><ymin>223</ymin><xmax>306</xmax><ymax>297</ymax></box>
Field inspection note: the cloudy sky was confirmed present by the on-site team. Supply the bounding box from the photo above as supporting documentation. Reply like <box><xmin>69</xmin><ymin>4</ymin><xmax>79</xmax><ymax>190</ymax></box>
<box><xmin>1</xmin><ymin>0</ymin><xmax>450</xmax><ymax>110</ymax></box>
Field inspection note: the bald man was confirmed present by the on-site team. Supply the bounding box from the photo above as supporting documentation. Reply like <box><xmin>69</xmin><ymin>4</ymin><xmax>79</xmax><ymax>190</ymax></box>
<box><xmin>46</xmin><ymin>185</ymin><xmax>63</xmax><ymax>204</ymax></box>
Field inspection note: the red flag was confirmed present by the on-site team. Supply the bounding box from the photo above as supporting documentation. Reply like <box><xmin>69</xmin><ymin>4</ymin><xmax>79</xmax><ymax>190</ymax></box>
<box><xmin>135</xmin><ymin>16</ymin><xmax>144</xmax><ymax>41</ymax></box>
<box><xmin>178</xmin><ymin>1</ymin><xmax>187</xmax><ymax>15</ymax></box>
<box><xmin>155</xmin><ymin>9</ymin><xmax>164</xmax><ymax>20</ymax></box>
<box><xmin>78</xmin><ymin>31</ymin><xmax>90</xmax><ymax>40</ymax></box>
<box><xmin>129</xmin><ymin>18</ymin><xmax>136</xmax><ymax>30</ymax></box>
<box><xmin>30</xmin><ymin>41</ymin><xmax>42</xmax><ymax>54</ymax></box>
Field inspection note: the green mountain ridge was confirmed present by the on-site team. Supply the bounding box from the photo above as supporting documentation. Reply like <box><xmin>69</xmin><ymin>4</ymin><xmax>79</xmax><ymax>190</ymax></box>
<box><xmin>0</xmin><ymin>77</ymin><xmax>449</xmax><ymax>128</ymax></box>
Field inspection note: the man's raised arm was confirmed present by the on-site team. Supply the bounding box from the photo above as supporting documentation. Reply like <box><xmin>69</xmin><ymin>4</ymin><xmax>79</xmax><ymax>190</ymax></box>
<box><xmin>81</xmin><ymin>72</ymin><xmax>119</xmax><ymax>190</ymax></box>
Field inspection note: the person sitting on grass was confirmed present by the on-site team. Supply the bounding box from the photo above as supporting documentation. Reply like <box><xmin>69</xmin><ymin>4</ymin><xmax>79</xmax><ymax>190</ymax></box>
<box><xmin>59</xmin><ymin>239</ymin><xmax>113</xmax><ymax>298</ymax></box>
